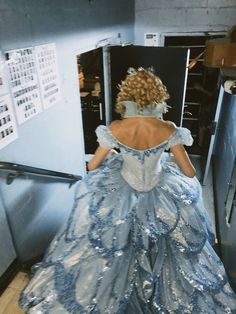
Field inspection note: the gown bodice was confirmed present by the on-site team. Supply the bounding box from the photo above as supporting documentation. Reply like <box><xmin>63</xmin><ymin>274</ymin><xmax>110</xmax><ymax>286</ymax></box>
<box><xmin>96</xmin><ymin>125</ymin><xmax>193</xmax><ymax>192</ymax></box>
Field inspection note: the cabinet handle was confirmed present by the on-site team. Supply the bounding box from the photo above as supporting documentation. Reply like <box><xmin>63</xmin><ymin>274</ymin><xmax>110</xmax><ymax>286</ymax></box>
<box><xmin>184</xmin><ymin>111</ymin><xmax>192</xmax><ymax>116</ymax></box>
<box><xmin>99</xmin><ymin>103</ymin><xmax>103</xmax><ymax>121</ymax></box>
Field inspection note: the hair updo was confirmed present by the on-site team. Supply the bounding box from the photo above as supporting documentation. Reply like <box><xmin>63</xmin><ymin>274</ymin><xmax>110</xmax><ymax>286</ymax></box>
<box><xmin>115</xmin><ymin>67</ymin><xmax>170</xmax><ymax>116</ymax></box>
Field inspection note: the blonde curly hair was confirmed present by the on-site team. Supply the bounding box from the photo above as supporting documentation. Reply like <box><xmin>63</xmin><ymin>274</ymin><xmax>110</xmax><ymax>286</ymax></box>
<box><xmin>115</xmin><ymin>67</ymin><xmax>170</xmax><ymax>116</ymax></box>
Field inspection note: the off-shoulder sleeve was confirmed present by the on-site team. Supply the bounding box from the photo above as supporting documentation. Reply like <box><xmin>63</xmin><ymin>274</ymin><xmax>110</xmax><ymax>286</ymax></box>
<box><xmin>95</xmin><ymin>125</ymin><xmax>117</xmax><ymax>149</ymax></box>
<box><xmin>166</xmin><ymin>127</ymin><xmax>193</xmax><ymax>149</ymax></box>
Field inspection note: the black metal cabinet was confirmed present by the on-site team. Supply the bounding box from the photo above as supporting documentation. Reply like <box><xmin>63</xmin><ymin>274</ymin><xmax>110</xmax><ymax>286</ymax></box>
<box><xmin>78</xmin><ymin>48</ymin><xmax>106</xmax><ymax>154</ymax></box>
<box><xmin>213</xmin><ymin>91</ymin><xmax>236</xmax><ymax>292</ymax></box>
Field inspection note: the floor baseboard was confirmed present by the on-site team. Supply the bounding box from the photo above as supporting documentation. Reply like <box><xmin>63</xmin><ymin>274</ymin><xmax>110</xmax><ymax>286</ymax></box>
<box><xmin>0</xmin><ymin>259</ymin><xmax>21</xmax><ymax>296</ymax></box>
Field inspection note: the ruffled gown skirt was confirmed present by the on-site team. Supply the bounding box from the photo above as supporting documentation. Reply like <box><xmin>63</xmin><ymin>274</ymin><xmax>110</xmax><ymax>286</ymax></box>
<box><xmin>19</xmin><ymin>154</ymin><xmax>236</xmax><ymax>313</ymax></box>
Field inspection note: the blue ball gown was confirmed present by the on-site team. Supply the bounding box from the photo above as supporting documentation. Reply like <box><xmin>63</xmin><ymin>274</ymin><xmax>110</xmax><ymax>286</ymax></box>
<box><xmin>19</xmin><ymin>125</ymin><xmax>236</xmax><ymax>313</ymax></box>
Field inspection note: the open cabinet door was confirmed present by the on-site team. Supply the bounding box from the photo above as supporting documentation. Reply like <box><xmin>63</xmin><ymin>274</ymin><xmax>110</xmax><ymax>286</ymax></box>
<box><xmin>109</xmin><ymin>46</ymin><xmax>189</xmax><ymax>126</ymax></box>
<box><xmin>78</xmin><ymin>48</ymin><xmax>106</xmax><ymax>155</ymax></box>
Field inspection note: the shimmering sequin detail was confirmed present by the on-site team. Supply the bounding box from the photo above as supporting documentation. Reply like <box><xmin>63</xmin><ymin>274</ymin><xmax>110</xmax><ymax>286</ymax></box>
<box><xmin>19</xmin><ymin>126</ymin><xmax>236</xmax><ymax>313</ymax></box>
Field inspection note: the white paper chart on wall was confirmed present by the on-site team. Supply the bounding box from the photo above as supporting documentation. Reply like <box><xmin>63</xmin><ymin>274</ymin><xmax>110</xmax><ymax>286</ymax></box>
<box><xmin>5</xmin><ymin>47</ymin><xmax>43</xmax><ymax>125</ymax></box>
<box><xmin>35</xmin><ymin>43</ymin><xmax>61</xmax><ymax>109</ymax></box>
<box><xmin>0</xmin><ymin>54</ymin><xmax>18</xmax><ymax>149</ymax></box>
<box><xmin>0</xmin><ymin>94</ymin><xmax>18</xmax><ymax>149</ymax></box>
<box><xmin>0</xmin><ymin>57</ymin><xmax>9</xmax><ymax>96</ymax></box>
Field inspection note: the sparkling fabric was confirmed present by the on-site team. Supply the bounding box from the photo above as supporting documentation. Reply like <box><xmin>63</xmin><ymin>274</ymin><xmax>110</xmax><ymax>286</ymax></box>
<box><xmin>19</xmin><ymin>126</ymin><xmax>236</xmax><ymax>313</ymax></box>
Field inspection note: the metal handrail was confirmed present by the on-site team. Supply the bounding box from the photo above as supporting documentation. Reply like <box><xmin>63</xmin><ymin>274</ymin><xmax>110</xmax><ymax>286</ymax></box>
<box><xmin>0</xmin><ymin>161</ymin><xmax>82</xmax><ymax>186</ymax></box>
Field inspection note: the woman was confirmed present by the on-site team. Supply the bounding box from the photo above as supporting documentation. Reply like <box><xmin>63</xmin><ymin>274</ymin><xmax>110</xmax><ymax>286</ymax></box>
<box><xmin>20</xmin><ymin>68</ymin><xmax>236</xmax><ymax>313</ymax></box>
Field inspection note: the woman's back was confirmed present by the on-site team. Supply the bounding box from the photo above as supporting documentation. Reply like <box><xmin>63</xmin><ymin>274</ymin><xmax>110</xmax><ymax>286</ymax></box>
<box><xmin>108</xmin><ymin>118</ymin><xmax>196</xmax><ymax>180</ymax></box>
<box><xmin>109</xmin><ymin>118</ymin><xmax>176</xmax><ymax>151</ymax></box>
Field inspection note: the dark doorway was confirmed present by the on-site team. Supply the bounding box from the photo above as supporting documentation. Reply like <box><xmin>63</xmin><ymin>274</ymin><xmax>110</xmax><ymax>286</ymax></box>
<box><xmin>164</xmin><ymin>35</ymin><xmax>223</xmax><ymax>157</ymax></box>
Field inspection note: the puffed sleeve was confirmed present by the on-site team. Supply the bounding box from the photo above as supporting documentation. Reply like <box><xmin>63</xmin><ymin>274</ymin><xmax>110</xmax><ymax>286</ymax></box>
<box><xmin>166</xmin><ymin>127</ymin><xmax>193</xmax><ymax>149</ymax></box>
<box><xmin>95</xmin><ymin>125</ymin><xmax>117</xmax><ymax>149</ymax></box>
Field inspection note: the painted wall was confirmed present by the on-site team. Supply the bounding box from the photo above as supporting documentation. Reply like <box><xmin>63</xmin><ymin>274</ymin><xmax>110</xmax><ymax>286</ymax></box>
<box><xmin>0</xmin><ymin>197</ymin><xmax>16</xmax><ymax>276</ymax></box>
<box><xmin>0</xmin><ymin>0</ymin><xmax>134</xmax><ymax>263</ymax></box>
<box><xmin>134</xmin><ymin>0</ymin><xmax>236</xmax><ymax>45</ymax></box>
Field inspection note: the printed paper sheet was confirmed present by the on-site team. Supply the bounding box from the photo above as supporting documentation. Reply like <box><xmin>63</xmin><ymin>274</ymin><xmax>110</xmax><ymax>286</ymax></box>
<box><xmin>0</xmin><ymin>94</ymin><xmax>18</xmax><ymax>149</ymax></box>
<box><xmin>35</xmin><ymin>43</ymin><xmax>61</xmax><ymax>109</ymax></box>
<box><xmin>5</xmin><ymin>47</ymin><xmax>42</xmax><ymax>124</ymax></box>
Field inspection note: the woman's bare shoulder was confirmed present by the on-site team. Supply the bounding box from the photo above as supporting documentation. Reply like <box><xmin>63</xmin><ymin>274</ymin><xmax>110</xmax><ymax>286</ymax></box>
<box><xmin>109</xmin><ymin>120</ymin><xmax>121</xmax><ymax>127</ymax></box>
<box><xmin>158</xmin><ymin>120</ymin><xmax>177</xmax><ymax>134</ymax></box>
<box><xmin>109</xmin><ymin>120</ymin><xmax>122</xmax><ymax>128</ymax></box>
<box><xmin>109</xmin><ymin>120</ymin><xmax>123</xmax><ymax>135</ymax></box>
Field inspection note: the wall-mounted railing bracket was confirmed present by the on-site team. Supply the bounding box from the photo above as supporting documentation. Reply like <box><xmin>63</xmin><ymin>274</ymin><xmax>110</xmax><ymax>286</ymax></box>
<box><xmin>6</xmin><ymin>171</ymin><xmax>23</xmax><ymax>185</ymax></box>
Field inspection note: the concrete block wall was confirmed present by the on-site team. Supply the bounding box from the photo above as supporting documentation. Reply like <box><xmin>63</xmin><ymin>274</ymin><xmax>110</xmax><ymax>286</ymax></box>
<box><xmin>134</xmin><ymin>0</ymin><xmax>236</xmax><ymax>45</ymax></box>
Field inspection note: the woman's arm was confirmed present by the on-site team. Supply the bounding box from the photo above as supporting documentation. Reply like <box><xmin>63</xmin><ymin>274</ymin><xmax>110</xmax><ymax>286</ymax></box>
<box><xmin>87</xmin><ymin>146</ymin><xmax>111</xmax><ymax>171</ymax></box>
<box><xmin>170</xmin><ymin>144</ymin><xmax>196</xmax><ymax>177</ymax></box>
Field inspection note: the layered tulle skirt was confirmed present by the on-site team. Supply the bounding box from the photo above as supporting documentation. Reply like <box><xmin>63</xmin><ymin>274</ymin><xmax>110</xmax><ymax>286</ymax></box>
<box><xmin>19</xmin><ymin>153</ymin><xmax>236</xmax><ymax>313</ymax></box>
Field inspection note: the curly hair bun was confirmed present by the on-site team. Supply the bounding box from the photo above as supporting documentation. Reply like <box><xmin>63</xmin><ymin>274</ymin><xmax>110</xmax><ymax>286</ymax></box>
<box><xmin>115</xmin><ymin>67</ymin><xmax>169</xmax><ymax>116</ymax></box>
